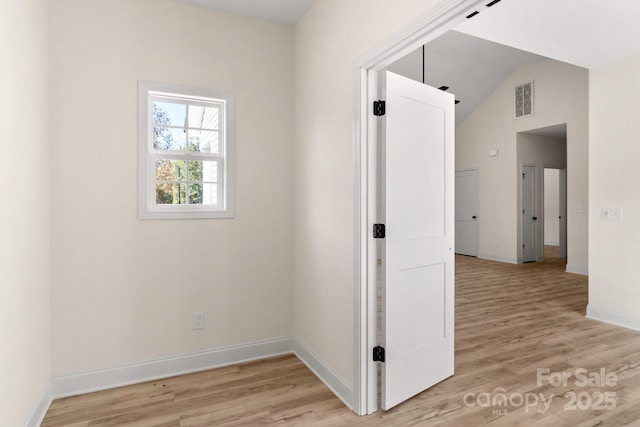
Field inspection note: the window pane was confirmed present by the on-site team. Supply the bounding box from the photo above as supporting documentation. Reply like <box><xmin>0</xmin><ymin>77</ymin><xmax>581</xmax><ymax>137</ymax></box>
<box><xmin>188</xmin><ymin>130</ymin><xmax>219</xmax><ymax>153</ymax></box>
<box><xmin>202</xmin><ymin>161</ymin><xmax>218</xmax><ymax>182</ymax></box>
<box><xmin>155</xmin><ymin>183</ymin><xmax>187</xmax><ymax>205</ymax></box>
<box><xmin>186</xmin><ymin>160</ymin><xmax>201</xmax><ymax>182</ymax></box>
<box><xmin>153</xmin><ymin>127</ymin><xmax>187</xmax><ymax>151</ymax></box>
<box><xmin>202</xmin><ymin>182</ymin><xmax>218</xmax><ymax>205</ymax></box>
<box><xmin>155</xmin><ymin>159</ymin><xmax>187</xmax><ymax>181</ymax></box>
<box><xmin>188</xmin><ymin>183</ymin><xmax>203</xmax><ymax>204</ymax></box>
<box><xmin>153</xmin><ymin>101</ymin><xmax>186</xmax><ymax>127</ymax></box>
<box><xmin>180</xmin><ymin>160</ymin><xmax>218</xmax><ymax>183</ymax></box>
<box><xmin>189</xmin><ymin>104</ymin><xmax>219</xmax><ymax>130</ymax></box>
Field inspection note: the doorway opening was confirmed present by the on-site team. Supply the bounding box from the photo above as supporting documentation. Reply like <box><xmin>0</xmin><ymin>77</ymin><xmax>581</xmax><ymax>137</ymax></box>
<box><xmin>455</xmin><ymin>169</ymin><xmax>479</xmax><ymax>257</ymax></box>
<box><xmin>517</xmin><ymin>124</ymin><xmax>568</xmax><ymax>263</ymax></box>
<box><xmin>354</xmin><ymin>0</ymin><xmax>587</xmax><ymax>416</ymax></box>
<box><xmin>353</xmin><ymin>1</ymin><xmax>488</xmax><ymax>414</ymax></box>
<box><xmin>544</xmin><ymin>167</ymin><xmax>568</xmax><ymax>262</ymax></box>
<box><xmin>521</xmin><ymin>164</ymin><xmax>538</xmax><ymax>262</ymax></box>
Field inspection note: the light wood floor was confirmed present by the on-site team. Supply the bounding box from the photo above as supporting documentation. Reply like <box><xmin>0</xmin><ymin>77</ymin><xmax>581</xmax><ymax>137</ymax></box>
<box><xmin>42</xmin><ymin>249</ymin><xmax>640</xmax><ymax>426</ymax></box>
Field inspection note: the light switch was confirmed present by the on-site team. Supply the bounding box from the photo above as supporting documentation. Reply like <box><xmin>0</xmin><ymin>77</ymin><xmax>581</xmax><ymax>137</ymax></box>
<box><xmin>575</xmin><ymin>205</ymin><xmax>583</xmax><ymax>214</ymax></box>
<box><xmin>601</xmin><ymin>208</ymin><xmax>622</xmax><ymax>221</ymax></box>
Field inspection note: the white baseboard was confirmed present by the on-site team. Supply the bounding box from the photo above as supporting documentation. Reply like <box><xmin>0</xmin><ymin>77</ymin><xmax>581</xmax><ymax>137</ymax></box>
<box><xmin>586</xmin><ymin>305</ymin><xmax>640</xmax><ymax>332</ymax></box>
<box><xmin>566</xmin><ymin>264</ymin><xmax>588</xmax><ymax>276</ymax></box>
<box><xmin>52</xmin><ymin>337</ymin><xmax>294</xmax><ymax>399</ymax></box>
<box><xmin>45</xmin><ymin>336</ymin><xmax>356</xmax><ymax>421</ymax></box>
<box><xmin>24</xmin><ymin>380</ymin><xmax>52</xmax><ymax>427</ymax></box>
<box><xmin>294</xmin><ymin>339</ymin><xmax>354</xmax><ymax>411</ymax></box>
<box><xmin>544</xmin><ymin>240</ymin><xmax>559</xmax><ymax>246</ymax></box>
<box><xmin>477</xmin><ymin>253</ymin><xmax>519</xmax><ymax>264</ymax></box>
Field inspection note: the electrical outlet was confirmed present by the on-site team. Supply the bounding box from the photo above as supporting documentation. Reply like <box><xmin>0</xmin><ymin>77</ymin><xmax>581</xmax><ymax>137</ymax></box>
<box><xmin>192</xmin><ymin>312</ymin><xmax>204</xmax><ymax>330</ymax></box>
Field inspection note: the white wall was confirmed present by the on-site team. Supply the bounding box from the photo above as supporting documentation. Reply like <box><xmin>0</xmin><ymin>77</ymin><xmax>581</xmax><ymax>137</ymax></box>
<box><xmin>50</xmin><ymin>0</ymin><xmax>294</xmax><ymax>375</ymax></box>
<box><xmin>0</xmin><ymin>0</ymin><xmax>51</xmax><ymax>425</ymax></box>
<box><xmin>294</xmin><ymin>0</ymin><xmax>442</xmax><ymax>388</ymax></box>
<box><xmin>544</xmin><ymin>168</ymin><xmax>560</xmax><ymax>245</ymax></box>
<box><xmin>516</xmin><ymin>133</ymin><xmax>566</xmax><ymax>260</ymax></box>
<box><xmin>456</xmin><ymin>59</ymin><xmax>588</xmax><ymax>268</ymax></box>
<box><xmin>589</xmin><ymin>53</ymin><xmax>640</xmax><ymax>325</ymax></box>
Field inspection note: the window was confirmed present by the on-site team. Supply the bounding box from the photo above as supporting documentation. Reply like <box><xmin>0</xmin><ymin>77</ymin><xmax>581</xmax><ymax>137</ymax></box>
<box><xmin>515</xmin><ymin>81</ymin><xmax>534</xmax><ymax>119</ymax></box>
<box><xmin>138</xmin><ymin>81</ymin><xmax>234</xmax><ymax>219</ymax></box>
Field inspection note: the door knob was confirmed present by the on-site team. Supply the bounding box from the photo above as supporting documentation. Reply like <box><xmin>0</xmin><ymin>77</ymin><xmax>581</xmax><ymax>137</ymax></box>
<box><xmin>533</xmin><ymin>216</ymin><xmax>538</xmax><ymax>220</ymax></box>
<box><xmin>472</xmin><ymin>216</ymin><xmax>477</xmax><ymax>219</ymax></box>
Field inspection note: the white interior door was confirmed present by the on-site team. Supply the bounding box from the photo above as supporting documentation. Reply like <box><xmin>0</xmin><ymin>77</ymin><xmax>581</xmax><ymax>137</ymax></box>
<box><xmin>522</xmin><ymin>165</ymin><xmax>537</xmax><ymax>263</ymax></box>
<box><xmin>381</xmin><ymin>71</ymin><xmax>455</xmax><ymax>410</ymax></box>
<box><xmin>455</xmin><ymin>169</ymin><xmax>478</xmax><ymax>256</ymax></box>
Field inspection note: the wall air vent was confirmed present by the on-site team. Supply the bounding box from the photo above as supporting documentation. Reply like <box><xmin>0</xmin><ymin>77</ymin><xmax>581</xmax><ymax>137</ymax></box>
<box><xmin>515</xmin><ymin>81</ymin><xmax>534</xmax><ymax>118</ymax></box>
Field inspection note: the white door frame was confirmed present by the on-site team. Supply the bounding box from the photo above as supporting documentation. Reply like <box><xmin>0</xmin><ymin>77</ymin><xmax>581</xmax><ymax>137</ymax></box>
<box><xmin>455</xmin><ymin>168</ymin><xmax>479</xmax><ymax>257</ymax></box>
<box><xmin>351</xmin><ymin>0</ymin><xmax>486</xmax><ymax>415</ymax></box>
<box><xmin>559</xmin><ymin>168</ymin><xmax>567</xmax><ymax>258</ymax></box>
<box><xmin>521</xmin><ymin>164</ymin><xmax>538</xmax><ymax>262</ymax></box>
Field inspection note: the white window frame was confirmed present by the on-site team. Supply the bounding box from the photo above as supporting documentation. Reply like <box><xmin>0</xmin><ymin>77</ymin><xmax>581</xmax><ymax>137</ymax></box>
<box><xmin>138</xmin><ymin>81</ymin><xmax>234</xmax><ymax>219</ymax></box>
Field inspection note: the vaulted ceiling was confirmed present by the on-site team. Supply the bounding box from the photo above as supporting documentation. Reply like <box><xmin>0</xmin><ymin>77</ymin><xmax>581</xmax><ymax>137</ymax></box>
<box><xmin>456</xmin><ymin>0</ymin><xmax>640</xmax><ymax>69</ymax></box>
<box><xmin>174</xmin><ymin>0</ymin><xmax>640</xmax><ymax>129</ymax></box>
<box><xmin>173</xmin><ymin>0</ymin><xmax>640</xmax><ymax>70</ymax></box>
<box><xmin>386</xmin><ymin>31</ymin><xmax>547</xmax><ymax>126</ymax></box>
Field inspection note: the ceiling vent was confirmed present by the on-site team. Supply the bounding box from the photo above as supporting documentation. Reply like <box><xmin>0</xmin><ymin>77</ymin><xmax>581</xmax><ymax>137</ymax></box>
<box><xmin>515</xmin><ymin>81</ymin><xmax>534</xmax><ymax>118</ymax></box>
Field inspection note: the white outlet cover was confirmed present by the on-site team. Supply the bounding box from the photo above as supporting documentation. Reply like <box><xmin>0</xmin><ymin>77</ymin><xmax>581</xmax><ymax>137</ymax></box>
<box><xmin>192</xmin><ymin>312</ymin><xmax>204</xmax><ymax>330</ymax></box>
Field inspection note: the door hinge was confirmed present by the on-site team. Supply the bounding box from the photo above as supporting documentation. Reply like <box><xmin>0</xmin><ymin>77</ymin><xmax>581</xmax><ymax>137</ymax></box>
<box><xmin>373</xmin><ymin>100</ymin><xmax>386</xmax><ymax>116</ymax></box>
<box><xmin>373</xmin><ymin>346</ymin><xmax>385</xmax><ymax>362</ymax></box>
<box><xmin>373</xmin><ymin>223</ymin><xmax>386</xmax><ymax>239</ymax></box>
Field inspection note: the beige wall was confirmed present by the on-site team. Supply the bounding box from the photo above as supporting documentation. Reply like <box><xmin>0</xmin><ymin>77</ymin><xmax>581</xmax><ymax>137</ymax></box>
<box><xmin>516</xmin><ymin>133</ymin><xmax>566</xmax><ymax>260</ymax></box>
<box><xmin>0</xmin><ymin>0</ymin><xmax>51</xmax><ymax>425</ymax></box>
<box><xmin>456</xmin><ymin>59</ymin><xmax>588</xmax><ymax>268</ymax></box>
<box><xmin>589</xmin><ymin>53</ymin><xmax>640</xmax><ymax>318</ymax></box>
<box><xmin>294</xmin><ymin>0</ymin><xmax>441</xmax><ymax>386</ymax></box>
<box><xmin>50</xmin><ymin>0</ymin><xmax>294</xmax><ymax>375</ymax></box>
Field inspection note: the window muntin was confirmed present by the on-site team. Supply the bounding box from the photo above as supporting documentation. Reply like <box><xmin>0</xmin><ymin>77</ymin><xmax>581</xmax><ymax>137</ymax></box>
<box><xmin>139</xmin><ymin>82</ymin><xmax>233</xmax><ymax>219</ymax></box>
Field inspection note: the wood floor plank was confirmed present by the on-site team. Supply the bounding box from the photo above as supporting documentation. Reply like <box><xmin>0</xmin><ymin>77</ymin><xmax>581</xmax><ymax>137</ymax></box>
<box><xmin>42</xmin><ymin>249</ymin><xmax>640</xmax><ymax>425</ymax></box>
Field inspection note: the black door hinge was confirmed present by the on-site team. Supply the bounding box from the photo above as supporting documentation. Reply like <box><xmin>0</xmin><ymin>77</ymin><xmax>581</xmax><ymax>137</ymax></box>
<box><xmin>373</xmin><ymin>100</ymin><xmax>386</xmax><ymax>116</ymax></box>
<box><xmin>373</xmin><ymin>224</ymin><xmax>386</xmax><ymax>239</ymax></box>
<box><xmin>373</xmin><ymin>346</ymin><xmax>385</xmax><ymax>362</ymax></box>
